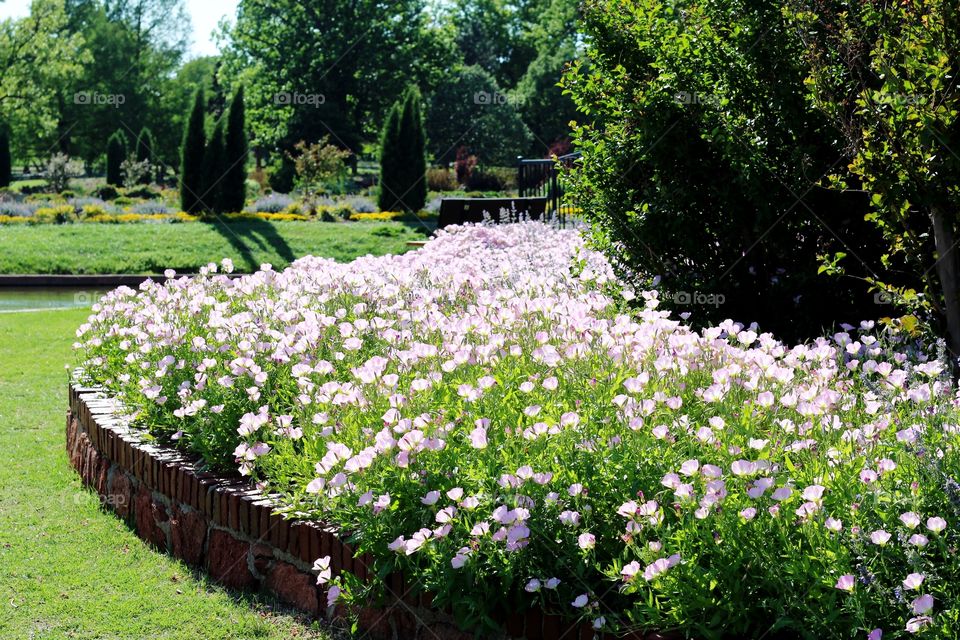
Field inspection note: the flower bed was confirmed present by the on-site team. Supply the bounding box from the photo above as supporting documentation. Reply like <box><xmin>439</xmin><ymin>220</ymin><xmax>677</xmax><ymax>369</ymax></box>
<box><xmin>74</xmin><ymin>222</ymin><xmax>960</xmax><ymax>638</ymax></box>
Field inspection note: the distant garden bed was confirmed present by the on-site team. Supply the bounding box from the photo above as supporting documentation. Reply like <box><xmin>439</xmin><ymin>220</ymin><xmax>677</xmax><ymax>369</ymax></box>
<box><xmin>73</xmin><ymin>222</ymin><xmax>960</xmax><ymax>638</ymax></box>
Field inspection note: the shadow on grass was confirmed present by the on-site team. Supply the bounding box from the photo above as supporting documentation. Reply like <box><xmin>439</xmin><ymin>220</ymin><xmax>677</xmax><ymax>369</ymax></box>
<box><xmin>204</xmin><ymin>218</ymin><xmax>298</xmax><ymax>271</ymax></box>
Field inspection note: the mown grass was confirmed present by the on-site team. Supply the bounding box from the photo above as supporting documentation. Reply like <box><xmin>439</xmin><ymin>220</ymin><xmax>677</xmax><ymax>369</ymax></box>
<box><xmin>0</xmin><ymin>220</ymin><xmax>428</xmax><ymax>274</ymax></box>
<box><xmin>0</xmin><ymin>308</ymin><xmax>330</xmax><ymax>639</ymax></box>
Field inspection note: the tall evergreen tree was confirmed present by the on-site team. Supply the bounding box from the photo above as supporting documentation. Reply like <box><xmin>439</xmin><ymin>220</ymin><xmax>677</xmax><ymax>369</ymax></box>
<box><xmin>180</xmin><ymin>90</ymin><xmax>206</xmax><ymax>213</ymax></box>
<box><xmin>401</xmin><ymin>86</ymin><xmax>427</xmax><ymax>212</ymax></box>
<box><xmin>106</xmin><ymin>130</ymin><xmax>127</xmax><ymax>187</ymax></box>
<box><xmin>0</xmin><ymin>123</ymin><xmax>11</xmax><ymax>188</ymax></box>
<box><xmin>378</xmin><ymin>86</ymin><xmax>427</xmax><ymax>212</ymax></box>
<box><xmin>135</xmin><ymin>127</ymin><xmax>156</xmax><ymax>184</ymax></box>
<box><xmin>377</xmin><ymin>100</ymin><xmax>403</xmax><ymax>212</ymax></box>
<box><xmin>221</xmin><ymin>87</ymin><xmax>247</xmax><ymax>213</ymax></box>
<box><xmin>201</xmin><ymin>119</ymin><xmax>226</xmax><ymax>214</ymax></box>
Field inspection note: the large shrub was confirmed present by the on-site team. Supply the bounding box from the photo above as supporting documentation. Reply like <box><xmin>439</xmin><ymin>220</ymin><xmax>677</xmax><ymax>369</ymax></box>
<box><xmin>221</xmin><ymin>87</ymin><xmax>248</xmax><ymax>214</ymax></box>
<box><xmin>180</xmin><ymin>90</ymin><xmax>207</xmax><ymax>214</ymax></box>
<box><xmin>562</xmin><ymin>0</ymin><xmax>898</xmax><ymax>341</ymax></box>
<box><xmin>783</xmin><ymin>0</ymin><xmax>960</xmax><ymax>375</ymax></box>
<box><xmin>76</xmin><ymin>222</ymin><xmax>960</xmax><ymax>638</ymax></box>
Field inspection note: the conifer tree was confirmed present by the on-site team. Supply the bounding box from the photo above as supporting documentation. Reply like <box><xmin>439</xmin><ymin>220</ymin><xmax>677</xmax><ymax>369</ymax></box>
<box><xmin>180</xmin><ymin>90</ymin><xmax>207</xmax><ymax>213</ymax></box>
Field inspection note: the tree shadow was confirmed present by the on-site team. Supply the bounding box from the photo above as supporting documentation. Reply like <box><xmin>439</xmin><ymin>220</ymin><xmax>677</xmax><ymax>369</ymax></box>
<box><xmin>203</xmin><ymin>218</ymin><xmax>298</xmax><ymax>270</ymax></box>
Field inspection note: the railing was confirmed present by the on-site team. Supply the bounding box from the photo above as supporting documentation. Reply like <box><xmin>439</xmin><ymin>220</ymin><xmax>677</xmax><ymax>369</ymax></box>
<box><xmin>516</xmin><ymin>152</ymin><xmax>581</xmax><ymax>227</ymax></box>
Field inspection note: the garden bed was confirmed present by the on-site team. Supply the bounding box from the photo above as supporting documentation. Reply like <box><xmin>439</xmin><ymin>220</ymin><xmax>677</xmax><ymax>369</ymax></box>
<box><xmin>71</xmin><ymin>222</ymin><xmax>960</xmax><ymax>639</ymax></box>
<box><xmin>66</xmin><ymin>380</ymin><xmax>629</xmax><ymax>640</ymax></box>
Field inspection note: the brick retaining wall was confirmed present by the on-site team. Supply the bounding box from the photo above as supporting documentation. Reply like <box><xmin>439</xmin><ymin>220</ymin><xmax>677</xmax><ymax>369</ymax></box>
<box><xmin>66</xmin><ymin>382</ymin><xmax>669</xmax><ymax>640</ymax></box>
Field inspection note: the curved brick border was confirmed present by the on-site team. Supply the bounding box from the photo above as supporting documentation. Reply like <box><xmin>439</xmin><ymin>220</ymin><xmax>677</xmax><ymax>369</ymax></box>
<box><xmin>67</xmin><ymin>382</ymin><xmax>670</xmax><ymax>640</ymax></box>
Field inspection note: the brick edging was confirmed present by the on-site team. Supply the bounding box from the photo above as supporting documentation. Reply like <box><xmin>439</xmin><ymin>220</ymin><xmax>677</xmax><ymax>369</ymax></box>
<box><xmin>67</xmin><ymin>382</ymin><xmax>668</xmax><ymax>640</ymax></box>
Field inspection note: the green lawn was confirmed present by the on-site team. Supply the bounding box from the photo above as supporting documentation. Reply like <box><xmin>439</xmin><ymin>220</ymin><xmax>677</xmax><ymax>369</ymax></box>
<box><xmin>0</xmin><ymin>220</ymin><xmax>428</xmax><ymax>274</ymax></box>
<box><xmin>0</xmin><ymin>308</ymin><xmax>330</xmax><ymax>639</ymax></box>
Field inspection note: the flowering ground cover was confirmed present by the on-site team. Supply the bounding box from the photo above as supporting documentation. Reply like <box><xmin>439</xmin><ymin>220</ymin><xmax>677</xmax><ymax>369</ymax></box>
<box><xmin>75</xmin><ymin>222</ymin><xmax>960</xmax><ymax>638</ymax></box>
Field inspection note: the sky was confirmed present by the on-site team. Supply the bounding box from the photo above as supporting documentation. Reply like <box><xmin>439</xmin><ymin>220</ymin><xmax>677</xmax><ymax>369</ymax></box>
<box><xmin>0</xmin><ymin>0</ymin><xmax>238</xmax><ymax>58</ymax></box>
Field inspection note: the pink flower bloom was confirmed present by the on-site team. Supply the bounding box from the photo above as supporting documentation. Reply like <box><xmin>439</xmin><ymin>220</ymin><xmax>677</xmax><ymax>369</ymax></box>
<box><xmin>421</xmin><ymin>491</ymin><xmax>440</xmax><ymax>505</ymax></box>
<box><xmin>469</xmin><ymin>426</ymin><xmax>488</xmax><ymax>449</ymax></box>
<box><xmin>870</xmin><ymin>530</ymin><xmax>891</xmax><ymax>546</ymax></box>
<box><xmin>860</xmin><ymin>469</ymin><xmax>879</xmax><ymax>484</ymax></box>
<box><xmin>902</xmin><ymin>573</ymin><xmax>925</xmax><ymax>590</ymax></box>
<box><xmin>326</xmin><ymin>585</ymin><xmax>341</xmax><ymax>608</ymax></box>
<box><xmin>578</xmin><ymin>532</ymin><xmax>596</xmax><ymax>550</ymax></box>
<box><xmin>621</xmin><ymin>561</ymin><xmax>641</xmax><ymax>582</ymax></box>
<box><xmin>900</xmin><ymin>512</ymin><xmax>921</xmax><ymax>529</ymax></box>
<box><xmin>912</xmin><ymin>594</ymin><xmax>934</xmax><ymax>615</ymax></box>
<box><xmin>571</xmin><ymin>594</ymin><xmax>589</xmax><ymax>608</ymax></box>
<box><xmin>802</xmin><ymin>485</ymin><xmax>825</xmax><ymax>502</ymax></box>
<box><xmin>559</xmin><ymin>510</ymin><xmax>580</xmax><ymax>526</ymax></box>
<box><xmin>835</xmin><ymin>575</ymin><xmax>855</xmax><ymax>592</ymax></box>
<box><xmin>680</xmin><ymin>459</ymin><xmax>700</xmax><ymax>476</ymax></box>
<box><xmin>905</xmin><ymin>616</ymin><xmax>932</xmax><ymax>633</ymax></box>
<box><xmin>909</xmin><ymin>533</ymin><xmax>929</xmax><ymax>547</ymax></box>
<box><xmin>740</xmin><ymin>508</ymin><xmax>757</xmax><ymax>521</ymax></box>
<box><xmin>868</xmin><ymin>630</ymin><xmax>882</xmax><ymax>640</ymax></box>
<box><xmin>926</xmin><ymin>516</ymin><xmax>947</xmax><ymax>533</ymax></box>
<box><xmin>313</xmin><ymin>556</ymin><xmax>332</xmax><ymax>584</ymax></box>
<box><xmin>825</xmin><ymin>517</ymin><xmax>843</xmax><ymax>532</ymax></box>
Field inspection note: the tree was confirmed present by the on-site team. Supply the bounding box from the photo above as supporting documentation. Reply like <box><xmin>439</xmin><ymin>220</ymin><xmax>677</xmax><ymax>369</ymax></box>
<box><xmin>0</xmin><ymin>0</ymin><xmax>87</xmax><ymax>163</ymax></box>
<box><xmin>561</xmin><ymin>0</ymin><xmax>896</xmax><ymax>341</ymax></box>
<box><xmin>291</xmin><ymin>137</ymin><xmax>352</xmax><ymax>210</ymax></box>
<box><xmin>223</xmin><ymin>0</ymin><xmax>455</xmax><ymax>161</ymax></box>
<box><xmin>426</xmin><ymin>65</ymin><xmax>532</xmax><ymax>165</ymax></box>
<box><xmin>399</xmin><ymin>87</ymin><xmax>427</xmax><ymax>212</ymax></box>
<box><xmin>201</xmin><ymin>119</ymin><xmax>225</xmax><ymax>214</ymax></box>
<box><xmin>378</xmin><ymin>87</ymin><xmax>427</xmax><ymax>212</ymax></box>
<box><xmin>0</xmin><ymin>122</ymin><xmax>11</xmax><ymax>188</ymax></box>
<box><xmin>378</xmin><ymin>100</ymin><xmax>403</xmax><ymax>212</ymax></box>
<box><xmin>221</xmin><ymin>87</ymin><xmax>248</xmax><ymax>213</ymax></box>
<box><xmin>785</xmin><ymin>0</ymin><xmax>960</xmax><ymax>372</ymax></box>
<box><xmin>136</xmin><ymin>127</ymin><xmax>154</xmax><ymax>163</ymax></box>
<box><xmin>180</xmin><ymin>90</ymin><xmax>206</xmax><ymax>213</ymax></box>
<box><xmin>106</xmin><ymin>129</ymin><xmax>127</xmax><ymax>186</ymax></box>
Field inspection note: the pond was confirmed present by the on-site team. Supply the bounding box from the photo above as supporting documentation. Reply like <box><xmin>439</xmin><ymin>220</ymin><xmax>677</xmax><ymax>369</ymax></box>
<box><xmin>0</xmin><ymin>287</ymin><xmax>108</xmax><ymax>313</ymax></box>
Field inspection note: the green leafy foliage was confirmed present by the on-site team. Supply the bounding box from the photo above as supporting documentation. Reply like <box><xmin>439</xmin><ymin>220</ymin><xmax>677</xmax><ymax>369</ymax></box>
<box><xmin>378</xmin><ymin>87</ymin><xmax>427</xmax><ymax>212</ymax></box>
<box><xmin>562</xmin><ymin>0</ymin><xmax>893</xmax><ymax>341</ymax></box>
<box><xmin>106</xmin><ymin>129</ymin><xmax>127</xmax><ymax>186</ymax></box>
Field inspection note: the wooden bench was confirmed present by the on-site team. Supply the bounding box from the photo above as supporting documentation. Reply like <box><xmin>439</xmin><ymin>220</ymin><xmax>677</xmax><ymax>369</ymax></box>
<box><xmin>437</xmin><ymin>197</ymin><xmax>548</xmax><ymax>229</ymax></box>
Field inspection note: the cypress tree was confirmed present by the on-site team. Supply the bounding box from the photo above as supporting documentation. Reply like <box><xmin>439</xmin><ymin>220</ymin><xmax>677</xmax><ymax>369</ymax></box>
<box><xmin>221</xmin><ymin>87</ymin><xmax>248</xmax><ymax>213</ymax></box>
<box><xmin>201</xmin><ymin>119</ymin><xmax>226</xmax><ymax>214</ymax></box>
<box><xmin>135</xmin><ymin>127</ymin><xmax>155</xmax><ymax>184</ymax></box>
<box><xmin>400</xmin><ymin>86</ymin><xmax>427</xmax><ymax>212</ymax></box>
<box><xmin>378</xmin><ymin>101</ymin><xmax>403</xmax><ymax>212</ymax></box>
<box><xmin>180</xmin><ymin>90</ymin><xmax>206</xmax><ymax>213</ymax></box>
<box><xmin>106</xmin><ymin>130</ymin><xmax>127</xmax><ymax>187</ymax></box>
<box><xmin>0</xmin><ymin>123</ymin><xmax>11</xmax><ymax>189</ymax></box>
<box><xmin>378</xmin><ymin>87</ymin><xmax>427</xmax><ymax>213</ymax></box>
<box><xmin>136</xmin><ymin>127</ymin><xmax>154</xmax><ymax>163</ymax></box>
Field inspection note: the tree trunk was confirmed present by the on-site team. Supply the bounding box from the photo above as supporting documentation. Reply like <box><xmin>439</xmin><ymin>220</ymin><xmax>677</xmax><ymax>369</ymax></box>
<box><xmin>931</xmin><ymin>203</ymin><xmax>960</xmax><ymax>378</ymax></box>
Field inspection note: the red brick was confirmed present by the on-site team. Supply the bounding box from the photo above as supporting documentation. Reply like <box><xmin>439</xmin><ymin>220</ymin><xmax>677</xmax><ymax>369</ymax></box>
<box><xmin>524</xmin><ymin>609</ymin><xmax>544</xmax><ymax>640</ymax></box>
<box><xmin>134</xmin><ymin>486</ymin><xmax>167</xmax><ymax>549</ymax></box>
<box><xmin>108</xmin><ymin>470</ymin><xmax>132</xmax><ymax>518</ymax></box>
<box><xmin>207</xmin><ymin>529</ymin><xmax>254</xmax><ymax>590</ymax></box>
<box><xmin>266</xmin><ymin>561</ymin><xmax>319</xmax><ymax>615</ymax></box>
<box><xmin>356</xmin><ymin>606</ymin><xmax>394</xmax><ymax>639</ymax></box>
<box><xmin>170</xmin><ymin>505</ymin><xmax>208</xmax><ymax>566</ymax></box>
<box><xmin>252</xmin><ymin>544</ymin><xmax>274</xmax><ymax>574</ymax></box>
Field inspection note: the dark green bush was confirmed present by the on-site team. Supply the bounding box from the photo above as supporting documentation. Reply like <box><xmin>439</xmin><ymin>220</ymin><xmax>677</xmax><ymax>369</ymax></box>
<box><xmin>563</xmin><ymin>0</ymin><xmax>895</xmax><ymax>340</ymax></box>
<box><xmin>94</xmin><ymin>184</ymin><xmax>121</xmax><ymax>200</ymax></box>
<box><xmin>122</xmin><ymin>186</ymin><xmax>160</xmax><ymax>200</ymax></box>
<box><xmin>201</xmin><ymin>120</ymin><xmax>226</xmax><ymax>214</ymax></box>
